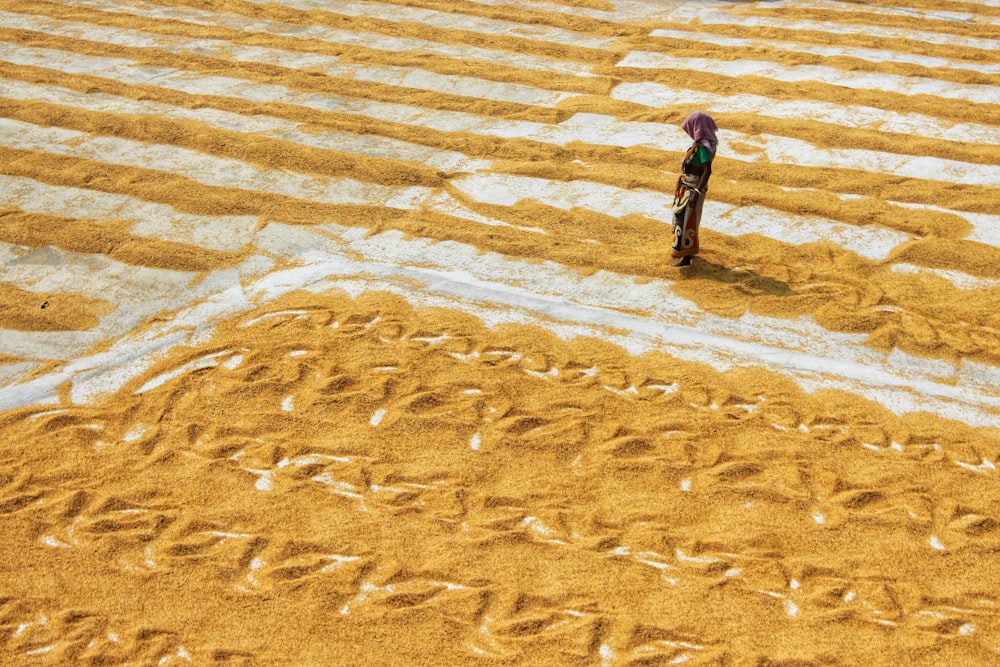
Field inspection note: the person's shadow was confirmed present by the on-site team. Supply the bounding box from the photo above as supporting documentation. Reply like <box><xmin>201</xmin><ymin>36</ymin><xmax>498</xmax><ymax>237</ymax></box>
<box><xmin>674</xmin><ymin>257</ymin><xmax>796</xmax><ymax>298</ymax></box>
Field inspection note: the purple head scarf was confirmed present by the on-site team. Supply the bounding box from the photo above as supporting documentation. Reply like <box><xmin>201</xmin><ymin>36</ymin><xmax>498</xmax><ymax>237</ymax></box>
<box><xmin>682</xmin><ymin>111</ymin><xmax>718</xmax><ymax>150</ymax></box>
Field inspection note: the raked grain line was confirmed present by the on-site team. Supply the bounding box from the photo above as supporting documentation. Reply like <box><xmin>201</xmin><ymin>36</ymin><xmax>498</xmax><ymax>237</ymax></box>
<box><xmin>1</xmin><ymin>3</ymin><xmax>994</xmax><ymax>418</ymax></box>
<box><xmin>642</xmin><ymin>27</ymin><xmax>1000</xmax><ymax>76</ymax></box>
<box><xmin>730</xmin><ymin>0</ymin><xmax>1000</xmax><ymax>35</ymax></box>
<box><xmin>761</xmin><ymin>0</ymin><xmax>1000</xmax><ymax>27</ymax></box>
<box><xmin>666</xmin><ymin>4</ymin><xmax>1000</xmax><ymax>53</ymax></box>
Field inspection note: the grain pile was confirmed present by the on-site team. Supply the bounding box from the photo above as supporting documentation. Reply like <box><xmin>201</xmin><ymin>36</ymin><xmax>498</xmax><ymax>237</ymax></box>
<box><xmin>1</xmin><ymin>0</ymin><xmax>999</xmax><ymax>664</ymax></box>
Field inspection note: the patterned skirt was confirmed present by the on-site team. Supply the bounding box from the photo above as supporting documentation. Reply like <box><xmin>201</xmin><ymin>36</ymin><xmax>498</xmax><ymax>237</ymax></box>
<box><xmin>671</xmin><ymin>174</ymin><xmax>705</xmax><ymax>258</ymax></box>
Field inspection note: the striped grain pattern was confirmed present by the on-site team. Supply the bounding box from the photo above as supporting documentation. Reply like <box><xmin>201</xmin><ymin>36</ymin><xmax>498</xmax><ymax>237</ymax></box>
<box><xmin>1</xmin><ymin>0</ymin><xmax>999</xmax><ymax>664</ymax></box>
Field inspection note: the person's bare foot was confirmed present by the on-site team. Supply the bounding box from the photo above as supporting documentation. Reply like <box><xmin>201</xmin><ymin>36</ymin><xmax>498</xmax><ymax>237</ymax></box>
<box><xmin>672</xmin><ymin>256</ymin><xmax>692</xmax><ymax>267</ymax></box>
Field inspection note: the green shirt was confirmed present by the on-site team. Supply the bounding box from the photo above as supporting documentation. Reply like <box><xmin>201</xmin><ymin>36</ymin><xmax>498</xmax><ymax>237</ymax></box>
<box><xmin>688</xmin><ymin>145</ymin><xmax>715</xmax><ymax>168</ymax></box>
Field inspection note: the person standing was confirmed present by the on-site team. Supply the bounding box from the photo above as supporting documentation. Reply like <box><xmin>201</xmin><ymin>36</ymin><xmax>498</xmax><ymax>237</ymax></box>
<box><xmin>671</xmin><ymin>111</ymin><xmax>718</xmax><ymax>267</ymax></box>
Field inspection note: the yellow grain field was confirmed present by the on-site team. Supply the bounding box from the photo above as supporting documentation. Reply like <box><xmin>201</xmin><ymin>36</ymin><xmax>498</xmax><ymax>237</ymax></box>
<box><xmin>1</xmin><ymin>0</ymin><xmax>1000</xmax><ymax>664</ymax></box>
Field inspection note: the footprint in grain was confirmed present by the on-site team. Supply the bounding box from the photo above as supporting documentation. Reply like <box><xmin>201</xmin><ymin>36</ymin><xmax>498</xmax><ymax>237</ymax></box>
<box><xmin>79</xmin><ymin>495</ymin><xmax>176</xmax><ymax>541</ymax></box>
<box><xmin>0</xmin><ymin>597</ymin><xmax>218</xmax><ymax>665</ymax></box>
<box><xmin>614</xmin><ymin>623</ymin><xmax>722</xmax><ymax>665</ymax></box>
<box><xmin>235</xmin><ymin>538</ymin><xmax>370</xmax><ymax>595</ymax></box>
<box><xmin>0</xmin><ymin>481</ymin><xmax>44</xmax><ymax>516</ymax></box>
<box><xmin>339</xmin><ymin>567</ymin><xmax>484</xmax><ymax>626</ymax></box>
<box><xmin>468</xmin><ymin>593</ymin><xmax>604</xmax><ymax>660</ymax></box>
<box><xmin>597</xmin><ymin>434</ymin><xmax>654</xmax><ymax>459</ymax></box>
<box><xmin>151</xmin><ymin>518</ymin><xmax>264</xmax><ymax>573</ymax></box>
<box><xmin>905</xmin><ymin>593</ymin><xmax>996</xmax><ymax>641</ymax></box>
